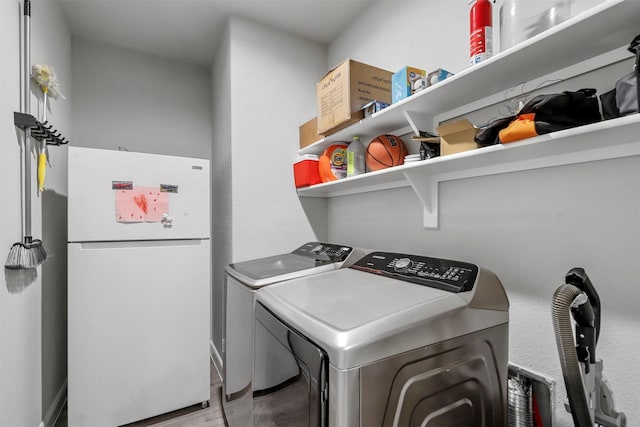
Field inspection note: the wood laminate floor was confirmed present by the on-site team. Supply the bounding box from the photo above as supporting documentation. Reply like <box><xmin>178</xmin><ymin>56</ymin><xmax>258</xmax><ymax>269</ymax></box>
<box><xmin>55</xmin><ymin>361</ymin><xmax>228</xmax><ymax>427</ymax></box>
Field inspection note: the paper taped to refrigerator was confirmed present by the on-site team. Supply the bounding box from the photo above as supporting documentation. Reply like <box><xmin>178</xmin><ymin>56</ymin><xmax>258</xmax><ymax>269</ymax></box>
<box><xmin>115</xmin><ymin>187</ymin><xmax>169</xmax><ymax>222</ymax></box>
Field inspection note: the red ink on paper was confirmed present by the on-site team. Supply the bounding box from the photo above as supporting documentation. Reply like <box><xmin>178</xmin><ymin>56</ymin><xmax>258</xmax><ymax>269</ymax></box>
<box><xmin>133</xmin><ymin>194</ymin><xmax>148</xmax><ymax>214</ymax></box>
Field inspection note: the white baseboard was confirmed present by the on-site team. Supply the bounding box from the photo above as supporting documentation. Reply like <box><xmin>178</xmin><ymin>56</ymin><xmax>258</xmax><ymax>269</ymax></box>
<box><xmin>43</xmin><ymin>379</ymin><xmax>67</xmax><ymax>427</ymax></box>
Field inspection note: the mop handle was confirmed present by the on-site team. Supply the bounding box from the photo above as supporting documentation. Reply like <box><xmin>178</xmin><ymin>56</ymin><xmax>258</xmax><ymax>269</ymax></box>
<box><xmin>23</xmin><ymin>0</ymin><xmax>32</xmax><ymax>242</ymax></box>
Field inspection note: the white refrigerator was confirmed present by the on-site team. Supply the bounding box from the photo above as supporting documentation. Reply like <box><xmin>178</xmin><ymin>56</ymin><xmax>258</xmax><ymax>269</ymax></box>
<box><xmin>67</xmin><ymin>147</ymin><xmax>211</xmax><ymax>427</ymax></box>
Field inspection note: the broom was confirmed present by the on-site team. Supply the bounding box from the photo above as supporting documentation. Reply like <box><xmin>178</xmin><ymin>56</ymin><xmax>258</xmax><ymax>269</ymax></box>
<box><xmin>5</xmin><ymin>0</ymin><xmax>47</xmax><ymax>269</ymax></box>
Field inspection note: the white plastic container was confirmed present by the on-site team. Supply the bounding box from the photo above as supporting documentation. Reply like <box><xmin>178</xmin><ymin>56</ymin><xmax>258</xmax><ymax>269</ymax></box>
<box><xmin>347</xmin><ymin>135</ymin><xmax>366</xmax><ymax>177</ymax></box>
<box><xmin>498</xmin><ymin>0</ymin><xmax>571</xmax><ymax>51</ymax></box>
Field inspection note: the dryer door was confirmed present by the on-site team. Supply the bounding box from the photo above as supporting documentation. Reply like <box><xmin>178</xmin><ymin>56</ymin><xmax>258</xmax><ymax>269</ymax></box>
<box><xmin>253</xmin><ymin>302</ymin><xmax>328</xmax><ymax>427</ymax></box>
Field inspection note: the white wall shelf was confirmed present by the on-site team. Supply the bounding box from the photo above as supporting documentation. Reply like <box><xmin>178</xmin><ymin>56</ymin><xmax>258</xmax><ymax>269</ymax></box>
<box><xmin>297</xmin><ymin>0</ymin><xmax>640</xmax><ymax>156</ymax></box>
<box><xmin>296</xmin><ymin>0</ymin><xmax>640</xmax><ymax>228</ymax></box>
<box><xmin>298</xmin><ymin>115</ymin><xmax>640</xmax><ymax>227</ymax></box>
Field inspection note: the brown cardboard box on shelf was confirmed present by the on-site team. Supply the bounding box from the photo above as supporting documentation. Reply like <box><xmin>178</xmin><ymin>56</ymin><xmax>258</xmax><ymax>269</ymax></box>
<box><xmin>320</xmin><ymin>108</ymin><xmax>366</xmax><ymax>136</ymax></box>
<box><xmin>299</xmin><ymin>117</ymin><xmax>324</xmax><ymax>149</ymax></box>
<box><xmin>436</xmin><ymin>119</ymin><xmax>478</xmax><ymax>156</ymax></box>
<box><xmin>316</xmin><ymin>59</ymin><xmax>392</xmax><ymax>135</ymax></box>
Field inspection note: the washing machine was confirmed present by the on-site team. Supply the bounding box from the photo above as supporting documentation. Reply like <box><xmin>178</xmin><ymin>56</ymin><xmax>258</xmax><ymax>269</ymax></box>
<box><xmin>253</xmin><ymin>251</ymin><xmax>510</xmax><ymax>427</ymax></box>
<box><xmin>222</xmin><ymin>242</ymin><xmax>364</xmax><ymax>427</ymax></box>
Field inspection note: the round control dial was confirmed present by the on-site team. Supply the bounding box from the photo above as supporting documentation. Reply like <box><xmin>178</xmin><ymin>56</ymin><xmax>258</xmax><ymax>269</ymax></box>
<box><xmin>394</xmin><ymin>257</ymin><xmax>413</xmax><ymax>271</ymax></box>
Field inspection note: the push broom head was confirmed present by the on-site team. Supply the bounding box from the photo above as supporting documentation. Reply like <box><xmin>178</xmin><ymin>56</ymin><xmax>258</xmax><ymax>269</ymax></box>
<box><xmin>5</xmin><ymin>236</ymin><xmax>47</xmax><ymax>269</ymax></box>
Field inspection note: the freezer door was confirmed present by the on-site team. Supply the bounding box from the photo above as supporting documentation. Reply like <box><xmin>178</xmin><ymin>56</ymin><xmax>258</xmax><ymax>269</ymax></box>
<box><xmin>68</xmin><ymin>147</ymin><xmax>210</xmax><ymax>242</ymax></box>
<box><xmin>67</xmin><ymin>240</ymin><xmax>211</xmax><ymax>427</ymax></box>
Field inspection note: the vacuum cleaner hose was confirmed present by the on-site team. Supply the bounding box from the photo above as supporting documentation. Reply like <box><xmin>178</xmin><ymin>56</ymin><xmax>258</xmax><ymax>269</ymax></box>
<box><xmin>551</xmin><ymin>284</ymin><xmax>593</xmax><ymax>427</ymax></box>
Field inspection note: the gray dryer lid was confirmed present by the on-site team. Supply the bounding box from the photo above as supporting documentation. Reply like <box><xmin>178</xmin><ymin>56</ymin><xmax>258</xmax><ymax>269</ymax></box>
<box><xmin>226</xmin><ymin>242</ymin><xmax>354</xmax><ymax>287</ymax></box>
<box><xmin>256</xmin><ymin>265</ymin><xmax>508</xmax><ymax>370</ymax></box>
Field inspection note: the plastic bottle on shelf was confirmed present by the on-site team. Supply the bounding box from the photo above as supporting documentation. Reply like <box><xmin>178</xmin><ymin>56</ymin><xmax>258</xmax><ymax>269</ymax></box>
<box><xmin>347</xmin><ymin>135</ymin><xmax>366</xmax><ymax>177</ymax></box>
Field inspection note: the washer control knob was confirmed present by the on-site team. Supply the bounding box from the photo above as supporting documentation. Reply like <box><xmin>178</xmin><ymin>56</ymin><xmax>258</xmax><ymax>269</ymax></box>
<box><xmin>394</xmin><ymin>258</ymin><xmax>412</xmax><ymax>271</ymax></box>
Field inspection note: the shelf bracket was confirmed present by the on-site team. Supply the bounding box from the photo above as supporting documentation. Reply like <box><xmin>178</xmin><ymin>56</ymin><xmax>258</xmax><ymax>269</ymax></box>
<box><xmin>401</xmin><ymin>109</ymin><xmax>437</xmax><ymax>137</ymax></box>
<box><xmin>404</xmin><ymin>170</ymin><xmax>439</xmax><ymax>229</ymax></box>
<box><xmin>402</xmin><ymin>110</ymin><xmax>420</xmax><ymax>136</ymax></box>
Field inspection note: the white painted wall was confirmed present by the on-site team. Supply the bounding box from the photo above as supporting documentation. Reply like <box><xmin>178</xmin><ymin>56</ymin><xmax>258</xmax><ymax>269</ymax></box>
<box><xmin>227</xmin><ymin>15</ymin><xmax>328</xmax><ymax>262</ymax></box>
<box><xmin>1</xmin><ymin>0</ymin><xmax>71</xmax><ymax>425</ymax></box>
<box><xmin>328</xmin><ymin>1</ymin><xmax>469</xmax><ymax>77</ymax></box>
<box><xmin>211</xmin><ymin>23</ymin><xmax>232</xmax><ymax>368</ymax></box>
<box><xmin>209</xmin><ymin>15</ymin><xmax>329</xmax><ymax>362</ymax></box>
<box><xmin>71</xmin><ymin>37</ymin><xmax>212</xmax><ymax>160</ymax></box>
<box><xmin>326</xmin><ymin>1</ymin><xmax>640</xmax><ymax>425</ymax></box>
<box><xmin>0</xmin><ymin>1</ymin><xmax>42</xmax><ymax>424</ymax></box>
<box><xmin>328</xmin><ymin>0</ymin><xmax>603</xmax><ymax>75</ymax></box>
<box><xmin>30</xmin><ymin>0</ymin><xmax>72</xmax><ymax>425</ymax></box>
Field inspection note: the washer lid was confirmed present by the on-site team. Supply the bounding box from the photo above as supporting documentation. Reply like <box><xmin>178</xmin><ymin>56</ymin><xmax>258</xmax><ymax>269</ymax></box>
<box><xmin>226</xmin><ymin>242</ymin><xmax>354</xmax><ymax>287</ymax></box>
<box><xmin>256</xmin><ymin>267</ymin><xmax>508</xmax><ymax>369</ymax></box>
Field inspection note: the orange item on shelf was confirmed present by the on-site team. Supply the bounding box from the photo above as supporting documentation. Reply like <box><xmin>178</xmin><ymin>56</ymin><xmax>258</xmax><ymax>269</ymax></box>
<box><xmin>498</xmin><ymin>113</ymin><xmax>538</xmax><ymax>143</ymax></box>
<box><xmin>319</xmin><ymin>144</ymin><xmax>348</xmax><ymax>182</ymax></box>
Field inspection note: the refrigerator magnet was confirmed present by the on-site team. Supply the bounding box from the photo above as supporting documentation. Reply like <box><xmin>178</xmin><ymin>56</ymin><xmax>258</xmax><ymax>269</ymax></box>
<box><xmin>160</xmin><ymin>184</ymin><xmax>178</xmax><ymax>193</ymax></box>
<box><xmin>112</xmin><ymin>181</ymin><xmax>133</xmax><ymax>190</ymax></box>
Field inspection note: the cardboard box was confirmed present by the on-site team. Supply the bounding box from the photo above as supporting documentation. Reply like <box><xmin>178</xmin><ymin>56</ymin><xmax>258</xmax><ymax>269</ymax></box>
<box><xmin>436</xmin><ymin>119</ymin><xmax>478</xmax><ymax>156</ymax></box>
<box><xmin>362</xmin><ymin>100</ymin><xmax>390</xmax><ymax>118</ymax></box>
<box><xmin>321</xmin><ymin>108</ymin><xmax>366</xmax><ymax>136</ymax></box>
<box><xmin>392</xmin><ymin>66</ymin><xmax>426</xmax><ymax>104</ymax></box>
<box><xmin>299</xmin><ymin>117</ymin><xmax>324</xmax><ymax>149</ymax></box>
<box><xmin>317</xmin><ymin>59</ymin><xmax>392</xmax><ymax>135</ymax></box>
<box><xmin>427</xmin><ymin>68</ymin><xmax>454</xmax><ymax>87</ymax></box>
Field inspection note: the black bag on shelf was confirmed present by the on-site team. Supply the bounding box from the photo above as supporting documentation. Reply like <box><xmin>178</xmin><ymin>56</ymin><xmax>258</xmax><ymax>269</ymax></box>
<box><xmin>600</xmin><ymin>33</ymin><xmax>640</xmax><ymax>119</ymax></box>
<box><xmin>475</xmin><ymin>116</ymin><xmax>515</xmax><ymax>147</ymax></box>
<box><xmin>475</xmin><ymin>88</ymin><xmax>601</xmax><ymax>146</ymax></box>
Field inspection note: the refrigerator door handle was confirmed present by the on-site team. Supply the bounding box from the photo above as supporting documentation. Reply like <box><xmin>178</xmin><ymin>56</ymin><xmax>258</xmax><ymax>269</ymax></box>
<box><xmin>70</xmin><ymin>239</ymin><xmax>208</xmax><ymax>249</ymax></box>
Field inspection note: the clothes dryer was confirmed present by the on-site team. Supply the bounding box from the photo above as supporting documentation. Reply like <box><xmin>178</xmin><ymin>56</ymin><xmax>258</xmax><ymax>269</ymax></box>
<box><xmin>222</xmin><ymin>242</ymin><xmax>363</xmax><ymax>427</ymax></box>
<box><xmin>253</xmin><ymin>251</ymin><xmax>510</xmax><ymax>427</ymax></box>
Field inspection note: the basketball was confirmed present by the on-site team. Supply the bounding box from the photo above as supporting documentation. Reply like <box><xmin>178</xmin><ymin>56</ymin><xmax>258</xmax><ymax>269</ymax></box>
<box><xmin>366</xmin><ymin>134</ymin><xmax>406</xmax><ymax>171</ymax></box>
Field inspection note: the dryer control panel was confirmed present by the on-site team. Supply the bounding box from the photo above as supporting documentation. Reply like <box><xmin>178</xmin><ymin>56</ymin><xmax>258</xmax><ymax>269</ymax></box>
<box><xmin>293</xmin><ymin>242</ymin><xmax>353</xmax><ymax>263</ymax></box>
<box><xmin>350</xmin><ymin>251</ymin><xmax>478</xmax><ymax>293</ymax></box>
